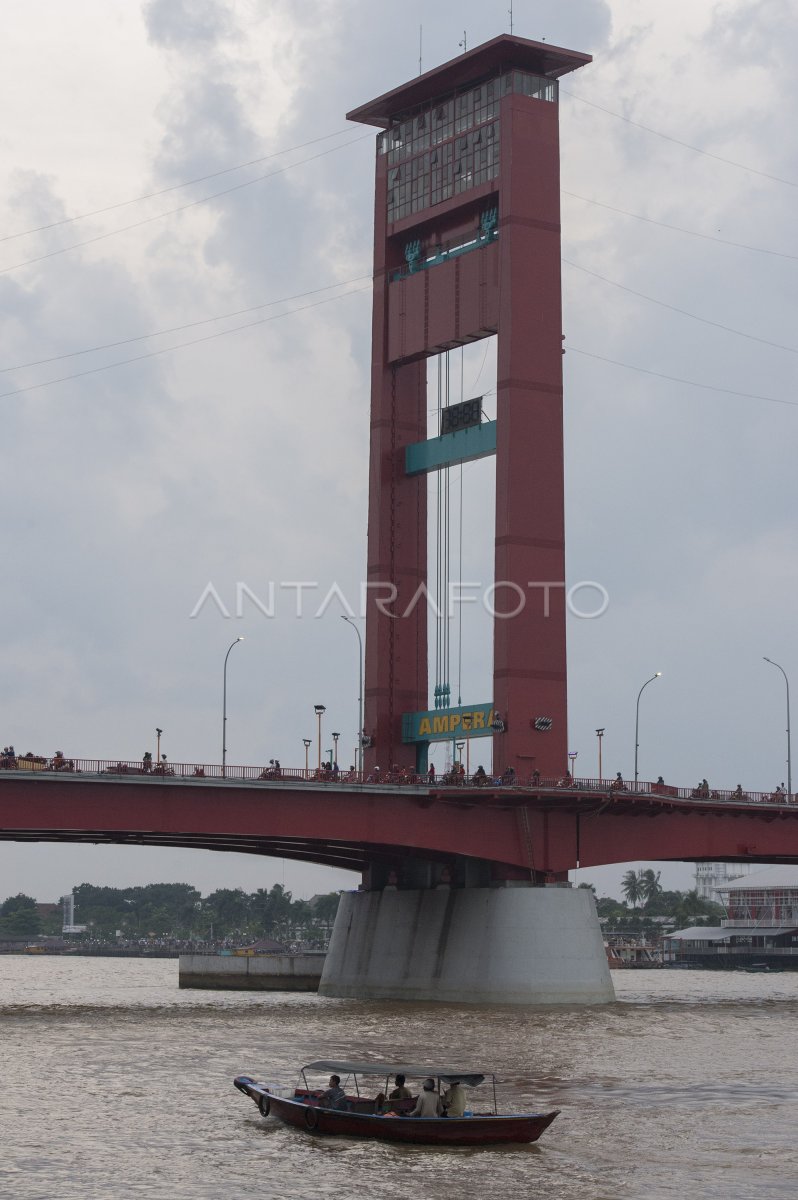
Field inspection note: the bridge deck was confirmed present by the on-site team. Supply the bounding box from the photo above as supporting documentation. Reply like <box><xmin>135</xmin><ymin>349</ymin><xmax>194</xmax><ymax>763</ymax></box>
<box><xmin>2</xmin><ymin>758</ymin><xmax>797</xmax><ymax>874</ymax></box>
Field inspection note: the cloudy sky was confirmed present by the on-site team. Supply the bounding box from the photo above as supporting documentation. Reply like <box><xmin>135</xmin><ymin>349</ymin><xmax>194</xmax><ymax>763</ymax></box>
<box><xmin>1</xmin><ymin>0</ymin><xmax>796</xmax><ymax>903</ymax></box>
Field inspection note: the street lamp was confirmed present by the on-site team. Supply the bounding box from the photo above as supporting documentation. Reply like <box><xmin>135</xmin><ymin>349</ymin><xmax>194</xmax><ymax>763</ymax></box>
<box><xmin>302</xmin><ymin>738</ymin><xmax>312</xmax><ymax>777</ymax></box>
<box><xmin>156</xmin><ymin>728</ymin><xmax>162</xmax><ymax>764</ymax></box>
<box><xmin>764</xmin><ymin>657</ymin><xmax>792</xmax><ymax>800</ymax></box>
<box><xmin>331</xmin><ymin>732</ymin><xmax>340</xmax><ymax>767</ymax></box>
<box><xmin>456</xmin><ymin>741</ymin><xmax>465</xmax><ymax>771</ymax></box>
<box><xmin>341</xmin><ymin>615</ymin><xmax>364</xmax><ymax>777</ymax></box>
<box><xmin>222</xmin><ymin>636</ymin><xmax>244</xmax><ymax>778</ymax></box>
<box><xmin>595</xmin><ymin>728</ymin><xmax>605</xmax><ymax>782</ymax></box>
<box><xmin>634</xmin><ymin>673</ymin><xmax>661</xmax><ymax>789</ymax></box>
<box><xmin>314</xmin><ymin>704</ymin><xmax>326</xmax><ymax>772</ymax></box>
<box><xmin>568</xmin><ymin>750</ymin><xmax>578</xmax><ymax>779</ymax></box>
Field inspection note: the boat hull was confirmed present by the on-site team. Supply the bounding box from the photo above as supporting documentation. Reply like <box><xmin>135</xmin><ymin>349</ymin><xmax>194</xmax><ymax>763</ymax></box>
<box><xmin>234</xmin><ymin>1078</ymin><xmax>558</xmax><ymax>1145</ymax></box>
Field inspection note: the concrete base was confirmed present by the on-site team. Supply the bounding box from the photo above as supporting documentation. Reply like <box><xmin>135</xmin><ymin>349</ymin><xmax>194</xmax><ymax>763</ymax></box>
<box><xmin>319</xmin><ymin>887</ymin><xmax>614</xmax><ymax>1005</ymax></box>
<box><xmin>179</xmin><ymin>952</ymin><xmax>324</xmax><ymax>991</ymax></box>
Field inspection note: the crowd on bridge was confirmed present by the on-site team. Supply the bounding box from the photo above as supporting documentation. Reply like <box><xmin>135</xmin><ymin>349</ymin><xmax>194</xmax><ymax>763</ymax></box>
<box><xmin>1</xmin><ymin>747</ymin><xmax>75</xmax><ymax>772</ymax></box>
<box><xmin>2</xmin><ymin>745</ymin><xmax>792</xmax><ymax>805</ymax></box>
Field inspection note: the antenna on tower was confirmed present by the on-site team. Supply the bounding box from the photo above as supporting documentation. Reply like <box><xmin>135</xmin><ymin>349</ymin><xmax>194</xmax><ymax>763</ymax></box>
<box><xmin>509</xmin><ymin>1</ymin><xmax>514</xmax><ymax>34</ymax></box>
<box><xmin>419</xmin><ymin>25</ymin><xmax>423</xmax><ymax>75</ymax></box>
<box><xmin>459</xmin><ymin>30</ymin><xmax>467</xmax><ymax>53</ymax></box>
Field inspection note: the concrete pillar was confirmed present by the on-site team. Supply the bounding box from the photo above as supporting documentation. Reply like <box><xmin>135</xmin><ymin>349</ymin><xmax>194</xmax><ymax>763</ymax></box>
<box><xmin>319</xmin><ymin>886</ymin><xmax>614</xmax><ymax>1005</ymax></box>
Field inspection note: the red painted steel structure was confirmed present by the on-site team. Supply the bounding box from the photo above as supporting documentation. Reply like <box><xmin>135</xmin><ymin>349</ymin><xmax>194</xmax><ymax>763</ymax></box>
<box><xmin>348</xmin><ymin>35</ymin><xmax>591</xmax><ymax>778</ymax></box>
<box><xmin>4</xmin><ymin>772</ymin><xmax>798</xmax><ymax>879</ymax></box>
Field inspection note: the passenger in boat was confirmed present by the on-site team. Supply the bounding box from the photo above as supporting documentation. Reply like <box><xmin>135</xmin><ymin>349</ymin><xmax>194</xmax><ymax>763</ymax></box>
<box><xmin>409</xmin><ymin>1078</ymin><xmax>442</xmax><ymax>1118</ymax></box>
<box><xmin>319</xmin><ymin>1075</ymin><xmax>348</xmax><ymax>1110</ymax></box>
<box><xmin>389</xmin><ymin>1073</ymin><xmax>412</xmax><ymax>1101</ymax></box>
<box><xmin>441</xmin><ymin>1079</ymin><xmax>467</xmax><ymax>1117</ymax></box>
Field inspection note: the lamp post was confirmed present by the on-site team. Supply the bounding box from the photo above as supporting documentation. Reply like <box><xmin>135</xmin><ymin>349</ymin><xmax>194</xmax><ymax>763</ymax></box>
<box><xmin>331</xmin><ymin>732</ymin><xmax>340</xmax><ymax>768</ymax></box>
<box><xmin>568</xmin><ymin>750</ymin><xmax>578</xmax><ymax>780</ymax></box>
<box><xmin>341</xmin><ymin>615</ymin><xmax>364</xmax><ymax>777</ymax></box>
<box><xmin>595</xmin><ymin>728</ymin><xmax>604</xmax><ymax>782</ymax></box>
<box><xmin>456</xmin><ymin>741</ymin><xmax>465</xmax><ymax>770</ymax></box>
<box><xmin>155</xmin><ymin>728</ymin><xmax>162</xmax><ymax>764</ymax></box>
<box><xmin>222</xmin><ymin>637</ymin><xmax>244</xmax><ymax>778</ymax></box>
<box><xmin>764</xmin><ymin>657</ymin><xmax>792</xmax><ymax>800</ymax></box>
<box><xmin>302</xmin><ymin>738</ymin><xmax>312</xmax><ymax>778</ymax></box>
<box><xmin>634</xmin><ymin>673</ymin><xmax>661</xmax><ymax>790</ymax></box>
<box><xmin>314</xmin><ymin>704</ymin><xmax>326</xmax><ymax>772</ymax></box>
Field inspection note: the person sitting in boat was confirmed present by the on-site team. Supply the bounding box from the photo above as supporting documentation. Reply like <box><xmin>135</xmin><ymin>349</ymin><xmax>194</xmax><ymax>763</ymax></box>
<box><xmin>441</xmin><ymin>1079</ymin><xmax>467</xmax><ymax>1117</ymax></box>
<box><xmin>409</xmin><ymin>1078</ymin><xmax>442</xmax><ymax>1118</ymax></box>
<box><xmin>389</xmin><ymin>1073</ymin><xmax>412</xmax><ymax>1101</ymax></box>
<box><xmin>319</xmin><ymin>1074</ymin><xmax>348</xmax><ymax>1110</ymax></box>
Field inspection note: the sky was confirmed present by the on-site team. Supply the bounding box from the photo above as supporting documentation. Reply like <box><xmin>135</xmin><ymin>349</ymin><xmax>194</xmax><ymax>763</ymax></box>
<box><xmin>1</xmin><ymin>0</ymin><xmax>796</xmax><ymax>903</ymax></box>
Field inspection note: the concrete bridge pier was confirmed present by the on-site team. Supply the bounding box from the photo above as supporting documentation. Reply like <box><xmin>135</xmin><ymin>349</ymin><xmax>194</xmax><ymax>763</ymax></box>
<box><xmin>319</xmin><ymin>879</ymin><xmax>614</xmax><ymax>1006</ymax></box>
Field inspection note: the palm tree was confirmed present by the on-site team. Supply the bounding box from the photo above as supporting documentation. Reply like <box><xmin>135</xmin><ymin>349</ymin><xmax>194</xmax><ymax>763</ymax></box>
<box><xmin>640</xmin><ymin>869</ymin><xmax>662</xmax><ymax>907</ymax></box>
<box><xmin>621</xmin><ymin>869</ymin><xmax>644</xmax><ymax>908</ymax></box>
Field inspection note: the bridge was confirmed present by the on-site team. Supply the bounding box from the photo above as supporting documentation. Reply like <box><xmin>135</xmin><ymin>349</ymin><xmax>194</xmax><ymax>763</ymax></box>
<box><xmin>2</xmin><ymin>758</ymin><xmax>796</xmax><ymax>879</ymax></box>
<box><xmin>7</xmin><ymin>36</ymin><xmax>786</xmax><ymax>1005</ymax></box>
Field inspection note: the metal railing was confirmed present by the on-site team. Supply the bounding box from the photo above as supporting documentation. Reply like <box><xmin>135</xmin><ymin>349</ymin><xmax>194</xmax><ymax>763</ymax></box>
<box><xmin>0</xmin><ymin>754</ymin><xmax>793</xmax><ymax>807</ymax></box>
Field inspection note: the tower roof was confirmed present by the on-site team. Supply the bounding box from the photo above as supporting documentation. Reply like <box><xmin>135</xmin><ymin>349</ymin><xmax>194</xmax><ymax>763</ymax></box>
<box><xmin>346</xmin><ymin>33</ymin><xmax>592</xmax><ymax>128</ymax></box>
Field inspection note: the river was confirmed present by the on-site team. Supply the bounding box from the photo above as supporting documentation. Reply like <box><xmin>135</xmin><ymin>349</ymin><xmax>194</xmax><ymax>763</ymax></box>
<box><xmin>1</xmin><ymin>958</ymin><xmax>796</xmax><ymax>1200</ymax></box>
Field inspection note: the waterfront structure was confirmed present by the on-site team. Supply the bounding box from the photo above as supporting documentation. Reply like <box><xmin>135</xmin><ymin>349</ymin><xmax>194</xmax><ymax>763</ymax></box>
<box><xmin>666</xmin><ymin>865</ymin><xmax>798</xmax><ymax>967</ymax></box>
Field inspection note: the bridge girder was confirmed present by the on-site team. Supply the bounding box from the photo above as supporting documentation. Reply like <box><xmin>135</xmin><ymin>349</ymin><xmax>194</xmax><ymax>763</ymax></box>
<box><xmin>3</xmin><ymin>775</ymin><xmax>798</xmax><ymax>875</ymax></box>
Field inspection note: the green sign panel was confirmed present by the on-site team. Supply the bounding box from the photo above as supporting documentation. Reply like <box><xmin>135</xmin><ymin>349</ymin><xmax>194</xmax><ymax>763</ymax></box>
<box><xmin>402</xmin><ymin>702</ymin><xmax>496</xmax><ymax>743</ymax></box>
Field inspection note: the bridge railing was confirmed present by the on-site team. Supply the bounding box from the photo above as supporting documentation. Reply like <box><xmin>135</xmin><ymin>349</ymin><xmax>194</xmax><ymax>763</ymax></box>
<box><xmin>0</xmin><ymin>755</ymin><xmax>791</xmax><ymax>806</ymax></box>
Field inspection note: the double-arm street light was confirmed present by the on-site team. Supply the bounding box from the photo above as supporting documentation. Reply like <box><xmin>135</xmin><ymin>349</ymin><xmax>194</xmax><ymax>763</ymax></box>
<box><xmin>764</xmin><ymin>657</ymin><xmax>792</xmax><ymax>800</ymax></box>
<box><xmin>634</xmin><ymin>672</ymin><xmax>661</xmax><ymax>789</ymax></box>
<box><xmin>314</xmin><ymin>704</ymin><xmax>326</xmax><ymax>772</ymax></box>
<box><xmin>222</xmin><ymin>636</ymin><xmax>244</xmax><ymax>778</ymax></box>
<box><xmin>341</xmin><ymin>615</ymin><xmax>364</xmax><ymax>777</ymax></box>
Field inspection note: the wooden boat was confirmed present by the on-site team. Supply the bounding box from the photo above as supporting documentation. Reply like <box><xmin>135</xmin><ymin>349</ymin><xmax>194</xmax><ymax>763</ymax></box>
<box><xmin>233</xmin><ymin>1059</ymin><xmax>559</xmax><ymax>1146</ymax></box>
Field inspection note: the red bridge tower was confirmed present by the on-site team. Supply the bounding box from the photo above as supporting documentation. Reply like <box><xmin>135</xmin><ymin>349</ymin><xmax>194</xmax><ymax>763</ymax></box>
<box><xmin>348</xmin><ymin>34</ymin><xmax>591</xmax><ymax>779</ymax></box>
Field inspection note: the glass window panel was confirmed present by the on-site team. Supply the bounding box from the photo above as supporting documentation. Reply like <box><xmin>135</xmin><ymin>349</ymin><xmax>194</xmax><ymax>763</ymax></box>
<box><xmin>455</xmin><ymin>91</ymin><xmax>474</xmax><ymax>132</ymax></box>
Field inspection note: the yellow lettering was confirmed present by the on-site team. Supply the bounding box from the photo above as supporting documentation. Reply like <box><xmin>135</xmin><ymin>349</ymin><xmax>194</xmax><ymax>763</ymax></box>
<box><xmin>462</xmin><ymin>714</ymin><xmax>472</xmax><ymax>731</ymax></box>
<box><xmin>450</xmin><ymin>714</ymin><xmax>461</xmax><ymax>731</ymax></box>
<box><xmin>433</xmin><ymin>716</ymin><xmax>448</xmax><ymax>734</ymax></box>
<box><xmin>472</xmin><ymin>711</ymin><xmax>485</xmax><ymax>730</ymax></box>
<box><xmin>418</xmin><ymin>718</ymin><xmax>431</xmax><ymax>736</ymax></box>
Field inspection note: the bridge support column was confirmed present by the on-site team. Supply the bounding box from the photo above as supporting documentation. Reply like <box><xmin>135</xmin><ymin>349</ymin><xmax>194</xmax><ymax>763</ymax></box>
<box><xmin>319</xmin><ymin>885</ymin><xmax>614</xmax><ymax>1005</ymax></box>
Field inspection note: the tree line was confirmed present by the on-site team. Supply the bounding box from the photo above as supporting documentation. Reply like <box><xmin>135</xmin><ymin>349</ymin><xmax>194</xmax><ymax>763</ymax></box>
<box><xmin>0</xmin><ymin>883</ymin><xmax>343</xmax><ymax>944</ymax></box>
<box><xmin>583</xmin><ymin>869</ymin><xmax>724</xmax><ymax>931</ymax></box>
<box><xmin>2</xmin><ymin>872</ymin><xmax>724</xmax><ymax>942</ymax></box>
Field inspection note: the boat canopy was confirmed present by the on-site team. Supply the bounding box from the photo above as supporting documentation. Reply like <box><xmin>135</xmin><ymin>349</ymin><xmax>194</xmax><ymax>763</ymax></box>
<box><xmin>302</xmin><ymin>1061</ymin><xmax>487</xmax><ymax>1087</ymax></box>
